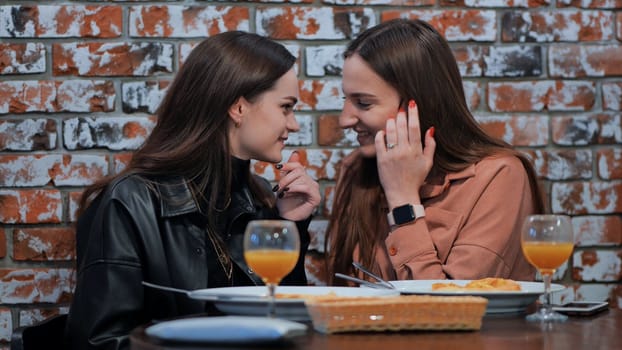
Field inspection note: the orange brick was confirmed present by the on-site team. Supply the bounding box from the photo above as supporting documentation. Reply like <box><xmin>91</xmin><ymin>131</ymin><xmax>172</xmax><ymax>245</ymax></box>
<box><xmin>552</xmin><ymin>114</ymin><xmax>621</xmax><ymax>145</ymax></box>
<box><xmin>0</xmin><ymin>154</ymin><xmax>108</xmax><ymax>187</ymax></box>
<box><xmin>0</xmin><ymin>189</ymin><xmax>62</xmax><ymax>224</ymax></box>
<box><xmin>573</xmin><ymin>215</ymin><xmax>622</xmax><ymax>247</ymax></box>
<box><xmin>0</xmin><ymin>80</ymin><xmax>115</xmax><ymax>114</ymax></box>
<box><xmin>528</xmin><ymin>149</ymin><xmax>593</xmax><ymax>180</ymax></box>
<box><xmin>440</xmin><ymin>0</ymin><xmax>549</xmax><ymax>5</ymax></box>
<box><xmin>0</xmin><ymin>268</ymin><xmax>75</xmax><ymax>304</ymax></box>
<box><xmin>53</xmin><ymin>42</ymin><xmax>174</xmax><ymax>76</ymax></box>
<box><xmin>0</xmin><ymin>119</ymin><xmax>57</xmax><ymax>151</ymax></box>
<box><xmin>502</xmin><ymin>10</ymin><xmax>614</xmax><ymax>42</ymax></box>
<box><xmin>0</xmin><ymin>5</ymin><xmax>122</xmax><ymax>38</ymax></box>
<box><xmin>0</xmin><ymin>43</ymin><xmax>45</xmax><ymax>74</ymax></box>
<box><xmin>129</xmin><ymin>6</ymin><xmax>249</xmax><ymax>37</ymax></box>
<box><xmin>478</xmin><ymin>115</ymin><xmax>549</xmax><ymax>146</ymax></box>
<box><xmin>258</xmin><ymin>7</ymin><xmax>375</xmax><ymax>40</ymax></box>
<box><xmin>382</xmin><ymin>10</ymin><xmax>496</xmax><ymax>41</ymax></box>
<box><xmin>298</xmin><ymin>80</ymin><xmax>343</xmax><ymax>111</ymax></box>
<box><xmin>572</xmin><ymin>249</ymin><xmax>622</xmax><ymax>282</ymax></box>
<box><xmin>13</xmin><ymin>227</ymin><xmax>75</xmax><ymax>261</ymax></box>
<box><xmin>550</xmin><ymin>45</ymin><xmax>622</xmax><ymax>77</ymax></box>
<box><xmin>597</xmin><ymin>148</ymin><xmax>622</xmax><ymax>180</ymax></box>
<box><xmin>488</xmin><ymin>81</ymin><xmax>596</xmax><ymax>112</ymax></box>
<box><xmin>551</xmin><ymin>181</ymin><xmax>622</xmax><ymax>215</ymax></box>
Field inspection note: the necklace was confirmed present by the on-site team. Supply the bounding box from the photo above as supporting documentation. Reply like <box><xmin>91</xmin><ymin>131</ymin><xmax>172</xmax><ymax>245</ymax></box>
<box><xmin>206</xmin><ymin>227</ymin><xmax>233</xmax><ymax>283</ymax></box>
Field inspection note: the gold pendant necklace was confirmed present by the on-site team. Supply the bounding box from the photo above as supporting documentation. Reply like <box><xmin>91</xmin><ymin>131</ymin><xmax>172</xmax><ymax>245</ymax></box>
<box><xmin>206</xmin><ymin>227</ymin><xmax>233</xmax><ymax>283</ymax></box>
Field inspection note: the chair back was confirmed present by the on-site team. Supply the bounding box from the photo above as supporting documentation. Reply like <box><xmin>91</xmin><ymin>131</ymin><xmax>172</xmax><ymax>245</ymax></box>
<box><xmin>11</xmin><ymin>314</ymin><xmax>67</xmax><ymax>350</ymax></box>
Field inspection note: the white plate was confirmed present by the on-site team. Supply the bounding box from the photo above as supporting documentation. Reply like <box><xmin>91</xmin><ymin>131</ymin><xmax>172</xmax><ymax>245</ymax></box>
<box><xmin>189</xmin><ymin>286</ymin><xmax>399</xmax><ymax>321</ymax></box>
<box><xmin>390</xmin><ymin>280</ymin><xmax>566</xmax><ymax>314</ymax></box>
<box><xmin>145</xmin><ymin>316</ymin><xmax>307</xmax><ymax>344</ymax></box>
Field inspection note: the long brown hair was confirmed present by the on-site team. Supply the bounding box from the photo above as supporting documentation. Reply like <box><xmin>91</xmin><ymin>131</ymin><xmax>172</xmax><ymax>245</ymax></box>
<box><xmin>79</xmin><ymin>31</ymin><xmax>296</xmax><ymax>224</ymax></box>
<box><xmin>326</xmin><ymin>19</ymin><xmax>544</xmax><ymax>284</ymax></box>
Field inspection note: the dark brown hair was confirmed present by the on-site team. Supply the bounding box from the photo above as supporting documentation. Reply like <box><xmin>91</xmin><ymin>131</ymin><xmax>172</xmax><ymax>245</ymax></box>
<box><xmin>79</xmin><ymin>31</ymin><xmax>296</xmax><ymax>223</ymax></box>
<box><xmin>326</xmin><ymin>19</ymin><xmax>544</xmax><ymax>284</ymax></box>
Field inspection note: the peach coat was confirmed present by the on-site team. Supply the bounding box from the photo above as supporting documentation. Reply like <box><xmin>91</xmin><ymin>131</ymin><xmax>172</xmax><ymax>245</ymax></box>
<box><xmin>354</xmin><ymin>154</ymin><xmax>536</xmax><ymax>281</ymax></box>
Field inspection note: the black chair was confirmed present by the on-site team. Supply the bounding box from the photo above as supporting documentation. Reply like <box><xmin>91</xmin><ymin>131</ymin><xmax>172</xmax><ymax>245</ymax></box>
<box><xmin>11</xmin><ymin>314</ymin><xmax>67</xmax><ymax>350</ymax></box>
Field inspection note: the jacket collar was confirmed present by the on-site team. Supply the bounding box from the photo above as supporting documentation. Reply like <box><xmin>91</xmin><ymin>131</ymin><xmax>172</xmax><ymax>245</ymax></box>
<box><xmin>154</xmin><ymin>173</ymin><xmax>258</xmax><ymax>218</ymax></box>
<box><xmin>420</xmin><ymin>164</ymin><xmax>476</xmax><ymax>199</ymax></box>
<box><xmin>155</xmin><ymin>176</ymin><xmax>200</xmax><ymax>218</ymax></box>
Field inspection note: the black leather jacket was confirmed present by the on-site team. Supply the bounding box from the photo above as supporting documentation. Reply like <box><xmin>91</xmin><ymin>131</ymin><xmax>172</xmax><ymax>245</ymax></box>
<box><xmin>64</xmin><ymin>171</ymin><xmax>310</xmax><ymax>350</ymax></box>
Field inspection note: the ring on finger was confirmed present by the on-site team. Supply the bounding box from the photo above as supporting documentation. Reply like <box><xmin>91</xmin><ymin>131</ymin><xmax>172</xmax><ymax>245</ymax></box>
<box><xmin>387</xmin><ymin>143</ymin><xmax>397</xmax><ymax>150</ymax></box>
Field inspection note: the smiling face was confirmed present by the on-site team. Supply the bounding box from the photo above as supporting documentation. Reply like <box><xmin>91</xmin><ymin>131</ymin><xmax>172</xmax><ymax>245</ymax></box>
<box><xmin>340</xmin><ymin>54</ymin><xmax>402</xmax><ymax>158</ymax></box>
<box><xmin>229</xmin><ymin>68</ymin><xmax>300</xmax><ymax>163</ymax></box>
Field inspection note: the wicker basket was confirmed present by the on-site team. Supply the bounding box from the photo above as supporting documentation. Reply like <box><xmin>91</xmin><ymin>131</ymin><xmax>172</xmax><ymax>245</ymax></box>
<box><xmin>304</xmin><ymin>295</ymin><xmax>488</xmax><ymax>334</ymax></box>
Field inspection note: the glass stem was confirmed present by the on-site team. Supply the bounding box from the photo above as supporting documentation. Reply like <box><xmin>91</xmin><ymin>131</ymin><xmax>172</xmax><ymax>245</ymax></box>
<box><xmin>542</xmin><ymin>273</ymin><xmax>552</xmax><ymax>314</ymax></box>
<box><xmin>267</xmin><ymin>283</ymin><xmax>276</xmax><ymax>318</ymax></box>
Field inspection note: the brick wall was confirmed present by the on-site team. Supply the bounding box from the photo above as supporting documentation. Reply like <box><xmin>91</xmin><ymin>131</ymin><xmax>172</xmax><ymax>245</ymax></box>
<box><xmin>0</xmin><ymin>0</ymin><xmax>621</xmax><ymax>342</ymax></box>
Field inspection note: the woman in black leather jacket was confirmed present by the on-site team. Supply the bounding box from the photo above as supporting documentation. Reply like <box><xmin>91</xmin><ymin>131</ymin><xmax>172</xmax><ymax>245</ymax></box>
<box><xmin>64</xmin><ymin>31</ymin><xmax>321</xmax><ymax>350</ymax></box>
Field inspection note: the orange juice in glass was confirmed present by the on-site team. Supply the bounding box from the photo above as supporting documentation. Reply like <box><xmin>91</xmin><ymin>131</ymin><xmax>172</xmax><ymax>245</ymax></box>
<box><xmin>244</xmin><ymin>249</ymin><xmax>299</xmax><ymax>285</ymax></box>
<box><xmin>243</xmin><ymin>220</ymin><xmax>300</xmax><ymax>318</ymax></box>
<box><xmin>522</xmin><ymin>242</ymin><xmax>574</xmax><ymax>275</ymax></box>
<box><xmin>521</xmin><ymin>215</ymin><xmax>573</xmax><ymax>322</ymax></box>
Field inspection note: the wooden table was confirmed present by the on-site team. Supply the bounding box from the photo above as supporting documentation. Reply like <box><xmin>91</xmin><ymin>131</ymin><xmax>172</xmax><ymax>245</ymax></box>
<box><xmin>131</xmin><ymin>309</ymin><xmax>621</xmax><ymax>350</ymax></box>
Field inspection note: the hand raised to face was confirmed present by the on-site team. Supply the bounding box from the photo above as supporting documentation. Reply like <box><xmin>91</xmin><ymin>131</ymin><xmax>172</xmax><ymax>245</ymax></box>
<box><xmin>274</xmin><ymin>151</ymin><xmax>321</xmax><ymax>221</ymax></box>
<box><xmin>374</xmin><ymin>100</ymin><xmax>436</xmax><ymax>210</ymax></box>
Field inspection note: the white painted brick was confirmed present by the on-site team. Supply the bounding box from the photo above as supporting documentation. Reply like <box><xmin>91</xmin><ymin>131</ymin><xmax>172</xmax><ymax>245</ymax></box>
<box><xmin>0</xmin><ymin>43</ymin><xmax>45</xmax><ymax>74</ymax></box>
<box><xmin>414</xmin><ymin>10</ymin><xmax>497</xmax><ymax>41</ymax></box>
<box><xmin>0</xmin><ymin>119</ymin><xmax>56</xmax><ymax>151</ymax></box>
<box><xmin>57</xmin><ymin>80</ymin><xmax>115</xmax><ymax>112</ymax></box>
<box><xmin>308</xmin><ymin>219</ymin><xmax>328</xmax><ymax>253</ymax></box>
<box><xmin>63</xmin><ymin>116</ymin><xmax>155</xmax><ymax>151</ymax></box>
<box><xmin>122</xmin><ymin>81</ymin><xmax>167</xmax><ymax>114</ymax></box>
<box><xmin>0</xmin><ymin>155</ymin><xmax>59</xmax><ymax>187</ymax></box>
<box><xmin>0</xmin><ymin>269</ymin><xmax>75</xmax><ymax>304</ymax></box>
<box><xmin>0</xmin><ymin>308</ymin><xmax>11</xmax><ymax>342</ymax></box>
<box><xmin>573</xmin><ymin>215</ymin><xmax>621</xmax><ymax>246</ymax></box>
<box><xmin>129</xmin><ymin>6</ymin><xmax>249</xmax><ymax>38</ymax></box>
<box><xmin>602</xmin><ymin>83</ymin><xmax>622</xmax><ymax>111</ymax></box>
<box><xmin>18</xmin><ymin>307</ymin><xmax>68</xmax><ymax>327</ymax></box>
<box><xmin>299</xmin><ymin>79</ymin><xmax>344</xmax><ymax>111</ymax></box>
<box><xmin>286</xmin><ymin>114</ymin><xmax>313</xmax><ymax>146</ymax></box>
<box><xmin>574</xmin><ymin>250</ymin><xmax>621</xmax><ymax>282</ymax></box>
<box><xmin>305</xmin><ymin>45</ymin><xmax>345</xmax><ymax>77</ymax></box>
<box><xmin>551</xmin><ymin>181</ymin><xmax>621</xmax><ymax>214</ymax></box>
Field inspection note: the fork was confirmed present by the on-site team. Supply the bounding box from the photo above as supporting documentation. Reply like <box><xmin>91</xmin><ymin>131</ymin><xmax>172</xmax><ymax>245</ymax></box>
<box><xmin>352</xmin><ymin>262</ymin><xmax>396</xmax><ymax>290</ymax></box>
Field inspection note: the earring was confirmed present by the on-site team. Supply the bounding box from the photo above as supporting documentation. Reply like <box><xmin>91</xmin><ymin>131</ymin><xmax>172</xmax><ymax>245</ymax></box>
<box><xmin>234</xmin><ymin>120</ymin><xmax>241</xmax><ymax>128</ymax></box>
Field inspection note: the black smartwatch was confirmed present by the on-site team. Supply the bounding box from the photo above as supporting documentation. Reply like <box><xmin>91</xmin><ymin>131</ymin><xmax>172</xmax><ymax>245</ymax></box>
<box><xmin>387</xmin><ymin>204</ymin><xmax>425</xmax><ymax>227</ymax></box>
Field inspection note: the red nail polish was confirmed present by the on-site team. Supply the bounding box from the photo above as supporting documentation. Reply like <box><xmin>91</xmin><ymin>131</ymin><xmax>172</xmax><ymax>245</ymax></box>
<box><xmin>388</xmin><ymin>114</ymin><xmax>395</xmax><ymax>120</ymax></box>
<box><xmin>429</xmin><ymin>126</ymin><xmax>435</xmax><ymax>138</ymax></box>
<box><xmin>409</xmin><ymin>100</ymin><xmax>416</xmax><ymax>109</ymax></box>
<box><xmin>399</xmin><ymin>107</ymin><xmax>405</xmax><ymax>113</ymax></box>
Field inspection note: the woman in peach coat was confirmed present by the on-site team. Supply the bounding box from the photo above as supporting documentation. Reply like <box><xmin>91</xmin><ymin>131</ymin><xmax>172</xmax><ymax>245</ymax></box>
<box><xmin>327</xmin><ymin>19</ymin><xmax>544</xmax><ymax>283</ymax></box>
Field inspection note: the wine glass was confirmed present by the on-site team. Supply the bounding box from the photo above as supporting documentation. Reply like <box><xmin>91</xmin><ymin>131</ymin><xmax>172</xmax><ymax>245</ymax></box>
<box><xmin>243</xmin><ymin>220</ymin><xmax>300</xmax><ymax>318</ymax></box>
<box><xmin>521</xmin><ymin>215</ymin><xmax>574</xmax><ymax>322</ymax></box>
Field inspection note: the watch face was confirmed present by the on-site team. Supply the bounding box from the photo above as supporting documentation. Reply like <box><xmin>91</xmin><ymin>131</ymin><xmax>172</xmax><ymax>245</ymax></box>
<box><xmin>393</xmin><ymin>204</ymin><xmax>415</xmax><ymax>225</ymax></box>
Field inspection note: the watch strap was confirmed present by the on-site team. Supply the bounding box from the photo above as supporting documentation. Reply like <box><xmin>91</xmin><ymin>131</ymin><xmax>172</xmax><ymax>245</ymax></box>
<box><xmin>387</xmin><ymin>204</ymin><xmax>425</xmax><ymax>227</ymax></box>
